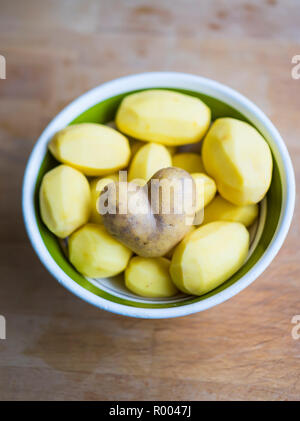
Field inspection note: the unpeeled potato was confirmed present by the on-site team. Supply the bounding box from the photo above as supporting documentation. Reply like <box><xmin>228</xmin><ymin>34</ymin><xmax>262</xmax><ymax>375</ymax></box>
<box><xmin>202</xmin><ymin>195</ymin><xmax>259</xmax><ymax>227</ymax></box>
<box><xmin>39</xmin><ymin>165</ymin><xmax>91</xmax><ymax>238</ymax></box>
<box><xmin>49</xmin><ymin>123</ymin><xmax>131</xmax><ymax>176</ymax></box>
<box><xmin>125</xmin><ymin>256</ymin><xmax>178</xmax><ymax>298</ymax></box>
<box><xmin>202</xmin><ymin>118</ymin><xmax>272</xmax><ymax>205</ymax></box>
<box><xmin>69</xmin><ymin>224</ymin><xmax>132</xmax><ymax>278</ymax></box>
<box><xmin>170</xmin><ymin>221</ymin><xmax>249</xmax><ymax>295</ymax></box>
<box><xmin>102</xmin><ymin>167</ymin><xmax>196</xmax><ymax>257</ymax></box>
<box><xmin>128</xmin><ymin>142</ymin><xmax>172</xmax><ymax>182</ymax></box>
<box><xmin>172</xmin><ymin>153</ymin><xmax>205</xmax><ymax>174</ymax></box>
<box><xmin>116</xmin><ymin>89</ymin><xmax>211</xmax><ymax>146</ymax></box>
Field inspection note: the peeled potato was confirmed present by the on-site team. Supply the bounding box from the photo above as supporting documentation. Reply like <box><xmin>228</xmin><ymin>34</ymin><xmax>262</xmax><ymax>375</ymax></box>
<box><xmin>202</xmin><ymin>118</ymin><xmax>272</xmax><ymax>205</ymax></box>
<box><xmin>116</xmin><ymin>89</ymin><xmax>211</xmax><ymax>146</ymax></box>
<box><xmin>128</xmin><ymin>142</ymin><xmax>172</xmax><ymax>182</ymax></box>
<box><xmin>89</xmin><ymin>174</ymin><xmax>119</xmax><ymax>224</ymax></box>
<box><xmin>130</xmin><ymin>138</ymin><xmax>176</xmax><ymax>157</ymax></box>
<box><xmin>125</xmin><ymin>256</ymin><xmax>178</xmax><ymax>298</ymax></box>
<box><xmin>49</xmin><ymin>123</ymin><xmax>131</xmax><ymax>176</ymax></box>
<box><xmin>173</xmin><ymin>153</ymin><xmax>205</xmax><ymax>174</ymax></box>
<box><xmin>69</xmin><ymin>224</ymin><xmax>132</xmax><ymax>278</ymax></box>
<box><xmin>39</xmin><ymin>165</ymin><xmax>90</xmax><ymax>238</ymax></box>
<box><xmin>203</xmin><ymin>195</ymin><xmax>259</xmax><ymax>227</ymax></box>
<box><xmin>192</xmin><ymin>173</ymin><xmax>216</xmax><ymax>212</ymax></box>
<box><xmin>170</xmin><ymin>221</ymin><xmax>249</xmax><ymax>295</ymax></box>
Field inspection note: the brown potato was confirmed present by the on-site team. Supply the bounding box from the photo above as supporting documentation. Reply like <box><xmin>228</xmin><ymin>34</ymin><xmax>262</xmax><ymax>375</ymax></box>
<box><xmin>101</xmin><ymin>167</ymin><xmax>196</xmax><ymax>257</ymax></box>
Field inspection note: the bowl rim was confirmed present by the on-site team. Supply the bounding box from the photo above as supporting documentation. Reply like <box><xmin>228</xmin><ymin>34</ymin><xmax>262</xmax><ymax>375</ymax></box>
<box><xmin>22</xmin><ymin>71</ymin><xmax>295</xmax><ymax>319</ymax></box>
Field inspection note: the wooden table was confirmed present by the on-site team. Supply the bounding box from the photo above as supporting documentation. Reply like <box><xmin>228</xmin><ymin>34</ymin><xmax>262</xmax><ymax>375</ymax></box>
<box><xmin>0</xmin><ymin>0</ymin><xmax>299</xmax><ymax>401</ymax></box>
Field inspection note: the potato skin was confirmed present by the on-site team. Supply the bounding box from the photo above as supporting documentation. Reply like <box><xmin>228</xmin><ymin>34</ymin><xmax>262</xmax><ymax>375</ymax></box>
<box><xmin>101</xmin><ymin>167</ymin><xmax>196</xmax><ymax>257</ymax></box>
<box><xmin>49</xmin><ymin>123</ymin><xmax>131</xmax><ymax>176</ymax></box>
<box><xmin>202</xmin><ymin>118</ymin><xmax>273</xmax><ymax>205</ymax></box>
<box><xmin>125</xmin><ymin>256</ymin><xmax>178</xmax><ymax>298</ymax></box>
<box><xmin>39</xmin><ymin>165</ymin><xmax>91</xmax><ymax>238</ymax></box>
<box><xmin>170</xmin><ymin>221</ymin><xmax>249</xmax><ymax>296</ymax></box>
<box><xmin>116</xmin><ymin>89</ymin><xmax>211</xmax><ymax>146</ymax></box>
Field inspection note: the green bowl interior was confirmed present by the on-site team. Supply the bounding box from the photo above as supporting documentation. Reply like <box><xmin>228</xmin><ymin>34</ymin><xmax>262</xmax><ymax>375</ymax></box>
<box><xmin>34</xmin><ymin>88</ymin><xmax>282</xmax><ymax>309</ymax></box>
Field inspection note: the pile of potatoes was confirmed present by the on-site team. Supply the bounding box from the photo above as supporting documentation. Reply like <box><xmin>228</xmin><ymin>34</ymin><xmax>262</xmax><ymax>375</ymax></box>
<box><xmin>40</xmin><ymin>89</ymin><xmax>273</xmax><ymax>298</ymax></box>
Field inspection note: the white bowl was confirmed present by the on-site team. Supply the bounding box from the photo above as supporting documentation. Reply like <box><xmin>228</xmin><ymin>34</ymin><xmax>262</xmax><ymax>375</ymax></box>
<box><xmin>22</xmin><ymin>72</ymin><xmax>295</xmax><ymax>318</ymax></box>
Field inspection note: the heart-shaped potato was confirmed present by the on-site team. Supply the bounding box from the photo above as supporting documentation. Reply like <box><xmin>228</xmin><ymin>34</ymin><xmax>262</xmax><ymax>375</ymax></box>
<box><xmin>101</xmin><ymin>167</ymin><xmax>196</xmax><ymax>257</ymax></box>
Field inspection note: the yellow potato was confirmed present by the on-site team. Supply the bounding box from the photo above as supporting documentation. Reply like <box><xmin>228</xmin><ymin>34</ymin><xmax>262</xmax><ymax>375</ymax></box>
<box><xmin>173</xmin><ymin>153</ymin><xmax>205</xmax><ymax>174</ymax></box>
<box><xmin>125</xmin><ymin>256</ymin><xmax>178</xmax><ymax>298</ymax></box>
<box><xmin>116</xmin><ymin>89</ymin><xmax>211</xmax><ymax>146</ymax></box>
<box><xmin>202</xmin><ymin>118</ymin><xmax>273</xmax><ymax>205</ymax></box>
<box><xmin>69</xmin><ymin>224</ymin><xmax>132</xmax><ymax>278</ymax></box>
<box><xmin>130</xmin><ymin>139</ymin><xmax>176</xmax><ymax>157</ymax></box>
<box><xmin>170</xmin><ymin>221</ymin><xmax>249</xmax><ymax>295</ymax></box>
<box><xmin>202</xmin><ymin>195</ymin><xmax>259</xmax><ymax>227</ymax></box>
<box><xmin>49</xmin><ymin>123</ymin><xmax>131</xmax><ymax>176</ymax></box>
<box><xmin>191</xmin><ymin>173</ymin><xmax>216</xmax><ymax>212</ymax></box>
<box><xmin>89</xmin><ymin>174</ymin><xmax>119</xmax><ymax>224</ymax></box>
<box><xmin>128</xmin><ymin>142</ymin><xmax>172</xmax><ymax>182</ymax></box>
<box><xmin>39</xmin><ymin>165</ymin><xmax>91</xmax><ymax>238</ymax></box>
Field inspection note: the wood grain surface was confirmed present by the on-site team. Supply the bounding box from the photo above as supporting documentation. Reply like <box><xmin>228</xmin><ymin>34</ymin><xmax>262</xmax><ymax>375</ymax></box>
<box><xmin>0</xmin><ymin>0</ymin><xmax>299</xmax><ymax>401</ymax></box>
